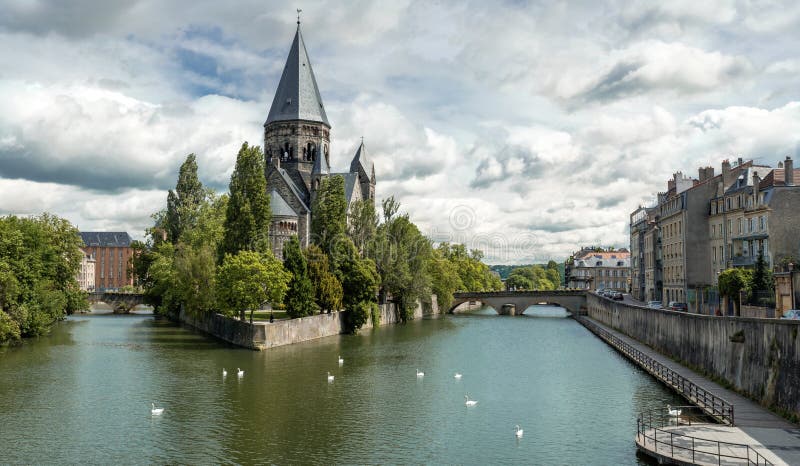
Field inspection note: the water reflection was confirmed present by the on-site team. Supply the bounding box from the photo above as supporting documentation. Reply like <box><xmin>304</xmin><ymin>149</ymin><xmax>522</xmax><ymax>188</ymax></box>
<box><xmin>0</xmin><ymin>307</ymin><xmax>682</xmax><ymax>464</ymax></box>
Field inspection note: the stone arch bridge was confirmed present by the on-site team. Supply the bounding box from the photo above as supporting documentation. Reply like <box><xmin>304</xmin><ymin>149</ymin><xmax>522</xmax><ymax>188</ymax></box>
<box><xmin>87</xmin><ymin>292</ymin><xmax>146</xmax><ymax>313</ymax></box>
<box><xmin>451</xmin><ymin>290</ymin><xmax>587</xmax><ymax>315</ymax></box>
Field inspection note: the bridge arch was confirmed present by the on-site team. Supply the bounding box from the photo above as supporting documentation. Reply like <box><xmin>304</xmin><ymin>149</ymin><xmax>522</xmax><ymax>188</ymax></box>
<box><xmin>87</xmin><ymin>292</ymin><xmax>146</xmax><ymax>314</ymax></box>
<box><xmin>449</xmin><ymin>291</ymin><xmax>587</xmax><ymax>316</ymax></box>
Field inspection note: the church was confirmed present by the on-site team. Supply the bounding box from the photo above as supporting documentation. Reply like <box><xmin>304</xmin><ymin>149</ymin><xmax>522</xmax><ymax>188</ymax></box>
<box><xmin>264</xmin><ymin>20</ymin><xmax>376</xmax><ymax>257</ymax></box>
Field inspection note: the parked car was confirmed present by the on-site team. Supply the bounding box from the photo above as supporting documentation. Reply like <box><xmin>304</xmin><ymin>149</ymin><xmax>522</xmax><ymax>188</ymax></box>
<box><xmin>668</xmin><ymin>302</ymin><xmax>688</xmax><ymax>312</ymax></box>
<box><xmin>781</xmin><ymin>310</ymin><xmax>800</xmax><ymax>320</ymax></box>
<box><xmin>611</xmin><ymin>291</ymin><xmax>624</xmax><ymax>300</ymax></box>
<box><xmin>647</xmin><ymin>301</ymin><xmax>663</xmax><ymax>309</ymax></box>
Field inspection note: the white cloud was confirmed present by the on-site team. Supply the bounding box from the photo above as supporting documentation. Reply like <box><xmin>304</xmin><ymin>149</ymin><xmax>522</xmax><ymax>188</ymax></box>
<box><xmin>1</xmin><ymin>1</ymin><xmax>800</xmax><ymax>263</ymax></box>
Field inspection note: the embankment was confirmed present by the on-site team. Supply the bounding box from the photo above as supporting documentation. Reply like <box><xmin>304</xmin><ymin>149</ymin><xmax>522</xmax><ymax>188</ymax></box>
<box><xmin>174</xmin><ymin>296</ymin><xmax>441</xmax><ymax>351</ymax></box>
<box><xmin>587</xmin><ymin>293</ymin><xmax>800</xmax><ymax>420</ymax></box>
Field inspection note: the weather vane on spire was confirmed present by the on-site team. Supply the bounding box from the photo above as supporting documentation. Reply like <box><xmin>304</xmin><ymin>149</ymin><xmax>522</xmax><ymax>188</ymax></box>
<box><xmin>297</xmin><ymin>8</ymin><xmax>302</xmax><ymax>25</ymax></box>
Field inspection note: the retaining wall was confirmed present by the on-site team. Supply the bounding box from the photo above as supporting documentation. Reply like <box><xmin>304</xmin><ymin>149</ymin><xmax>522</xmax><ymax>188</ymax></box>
<box><xmin>175</xmin><ymin>295</ymin><xmax>441</xmax><ymax>351</ymax></box>
<box><xmin>587</xmin><ymin>293</ymin><xmax>800</xmax><ymax>420</ymax></box>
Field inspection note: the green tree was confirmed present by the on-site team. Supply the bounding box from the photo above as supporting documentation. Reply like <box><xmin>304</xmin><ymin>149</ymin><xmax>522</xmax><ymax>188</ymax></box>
<box><xmin>347</xmin><ymin>199</ymin><xmax>377</xmax><ymax>255</ymax></box>
<box><xmin>427</xmin><ymin>248</ymin><xmax>463</xmax><ymax>311</ymax></box>
<box><xmin>311</xmin><ymin>175</ymin><xmax>347</xmax><ymax>254</ymax></box>
<box><xmin>216</xmin><ymin>251</ymin><xmax>290</xmax><ymax>323</ymax></box>
<box><xmin>0</xmin><ymin>213</ymin><xmax>86</xmax><ymax>343</ymax></box>
<box><xmin>220</xmin><ymin>142</ymin><xmax>271</xmax><ymax>259</ymax></box>
<box><xmin>164</xmin><ymin>154</ymin><xmax>205</xmax><ymax>243</ymax></box>
<box><xmin>174</xmin><ymin>243</ymin><xmax>217</xmax><ymax>317</ymax></box>
<box><xmin>719</xmin><ymin>268</ymin><xmax>752</xmax><ymax>316</ymax></box>
<box><xmin>373</xmin><ymin>212</ymin><xmax>433</xmax><ymax>320</ymax></box>
<box><xmin>283</xmin><ymin>237</ymin><xmax>316</xmax><ymax>318</ymax></box>
<box><xmin>750</xmin><ymin>251</ymin><xmax>774</xmax><ymax>292</ymax></box>
<box><xmin>506</xmin><ymin>273</ymin><xmax>533</xmax><ymax>290</ymax></box>
<box><xmin>306</xmin><ymin>244</ymin><xmax>343</xmax><ymax>312</ymax></box>
<box><xmin>438</xmin><ymin>243</ymin><xmax>503</xmax><ymax>292</ymax></box>
<box><xmin>335</xmin><ymin>239</ymin><xmax>379</xmax><ymax>333</ymax></box>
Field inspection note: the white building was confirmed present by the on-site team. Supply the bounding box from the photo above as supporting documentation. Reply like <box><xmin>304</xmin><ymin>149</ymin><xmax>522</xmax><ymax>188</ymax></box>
<box><xmin>77</xmin><ymin>249</ymin><xmax>96</xmax><ymax>292</ymax></box>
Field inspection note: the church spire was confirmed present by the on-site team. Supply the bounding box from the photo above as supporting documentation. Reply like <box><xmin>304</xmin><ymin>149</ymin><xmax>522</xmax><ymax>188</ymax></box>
<box><xmin>265</xmin><ymin>22</ymin><xmax>330</xmax><ymax>127</ymax></box>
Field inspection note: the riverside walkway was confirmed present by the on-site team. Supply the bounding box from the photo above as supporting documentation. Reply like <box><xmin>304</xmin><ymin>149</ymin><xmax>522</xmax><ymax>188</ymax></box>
<box><xmin>576</xmin><ymin>316</ymin><xmax>800</xmax><ymax>465</ymax></box>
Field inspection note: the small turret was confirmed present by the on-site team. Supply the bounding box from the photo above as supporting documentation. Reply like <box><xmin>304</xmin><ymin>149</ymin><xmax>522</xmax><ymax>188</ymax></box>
<box><xmin>350</xmin><ymin>139</ymin><xmax>375</xmax><ymax>202</ymax></box>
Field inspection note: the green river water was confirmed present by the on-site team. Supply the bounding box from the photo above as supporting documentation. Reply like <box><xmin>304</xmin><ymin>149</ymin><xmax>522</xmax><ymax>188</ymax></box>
<box><xmin>0</xmin><ymin>306</ymin><xmax>679</xmax><ymax>464</ymax></box>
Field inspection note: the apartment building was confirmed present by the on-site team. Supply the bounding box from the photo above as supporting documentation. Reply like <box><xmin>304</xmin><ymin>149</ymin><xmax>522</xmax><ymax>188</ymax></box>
<box><xmin>631</xmin><ymin>156</ymin><xmax>800</xmax><ymax>313</ymax></box>
<box><xmin>566</xmin><ymin>248</ymin><xmax>630</xmax><ymax>290</ymax></box>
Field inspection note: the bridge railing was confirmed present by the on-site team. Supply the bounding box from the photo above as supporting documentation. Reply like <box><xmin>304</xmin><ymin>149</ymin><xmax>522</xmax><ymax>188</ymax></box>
<box><xmin>637</xmin><ymin>407</ymin><xmax>772</xmax><ymax>465</ymax></box>
<box><xmin>577</xmin><ymin>317</ymin><xmax>735</xmax><ymax>425</ymax></box>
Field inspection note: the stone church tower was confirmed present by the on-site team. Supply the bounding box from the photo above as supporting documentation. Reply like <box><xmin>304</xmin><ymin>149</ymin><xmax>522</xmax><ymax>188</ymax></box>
<box><xmin>265</xmin><ymin>20</ymin><xmax>375</xmax><ymax>258</ymax></box>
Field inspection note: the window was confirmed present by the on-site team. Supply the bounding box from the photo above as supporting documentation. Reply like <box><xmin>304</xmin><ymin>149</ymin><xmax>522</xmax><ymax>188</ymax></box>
<box><xmin>712</xmin><ymin>225</ymin><xmax>716</xmax><ymax>237</ymax></box>
<box><xmin>743</xmin><ymin>240</ymin><xmax>749</xmax><ymax>256</ymax></box>
<box><xmin>726</xmin><ymin>198</ymin><xmax>731</xmax><ymax>210</ymax></box>
<box><xmin>713</xmin><ymin>247</ymin><xmax>717</xmax><ymax>262</ymax></box>
<box><xmin>748</xmin><ymin>218</ymin><xmax>754</xmax><ymax>233</ymax></box>
<box><xmin>759</xmin><ymin>216</ymin><xmax>765</xmax><ymax>230</ymax></box>
<box><xmin>737</xmin><ymin>218</ymin><xmax>742</xmax><ymax>234</ymax></box>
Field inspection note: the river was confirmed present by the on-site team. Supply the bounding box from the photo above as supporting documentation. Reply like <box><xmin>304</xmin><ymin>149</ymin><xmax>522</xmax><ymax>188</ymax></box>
<box><xmin>0</xmin><ymin>306</ymin><xmax>679</xmax><ymax>464</ymax></box>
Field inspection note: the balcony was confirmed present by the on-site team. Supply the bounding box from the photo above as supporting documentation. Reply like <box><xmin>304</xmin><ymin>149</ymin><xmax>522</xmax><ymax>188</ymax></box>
<box><xmin>730</xmin><ymin>255</ymin><xmax>755</xmax><ymax>267</ymax></box>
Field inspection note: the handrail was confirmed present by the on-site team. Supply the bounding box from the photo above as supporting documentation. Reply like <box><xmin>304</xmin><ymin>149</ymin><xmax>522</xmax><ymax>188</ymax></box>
<box><xmin>576</xmin><ymin>317</ymin><xmax>735</xmax><ymax>425</ymax></box>
<box><xmin>637</xmin><ymin>408</ymin><xmax>773</xmax><ymax>465</ymax></box>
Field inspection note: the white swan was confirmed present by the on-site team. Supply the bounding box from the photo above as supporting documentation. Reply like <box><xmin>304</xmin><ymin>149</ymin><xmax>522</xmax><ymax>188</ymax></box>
<box><xmin>237</xmin><ymin>368</ymin><xmax>244</xmax><ymax>377</ymax></box>
<box><xmin>667</xmin><ymin>405</ymin><xmax>682</xmax><ymax>417</ymax></box>
<box><xmin>338</xmin><ymin>355</ymin><xmax>344</xmax><ymax>365</ymax></box>
<box><xmin>222</xmin><ymin>368</ymin><xmax>227</xmax><ymax>377</ymax></box>
<box><xmin>454</xmin><ymin>372</ymin><xmax>462</xmax><ymax>379</ymax></box>
<box><xmin>416</xmin><ymin>369</ymin><xmax>424</xmax><ymax>378</ymax></box>
<box><xmin>515</xmin><ymin>425</ymin><xmax>524</xmax><ymax>438</ymax></box>
<box><xmin>151</xmin><ymin>403</ymin><xmax>164</xmax><ymax>415</ymax></box>
<box><xmin>327</xmin><ymin>371</ymin><xmax>334</xmax><ymax>383</ymax></box>
<box><xmin>464</xmin><ymin>395</ymin><xmax>478</xmax><ymax>407</ymax></box>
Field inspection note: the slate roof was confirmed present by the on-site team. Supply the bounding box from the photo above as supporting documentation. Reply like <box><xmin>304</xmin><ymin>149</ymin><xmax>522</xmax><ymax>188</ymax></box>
<box><xmin>265</xmin><ymin>25</ymin><xmax>329</xmax><ymax>127</ymax></box>
<box><xmin>311</xmin><ymin>152</ymin><xmax>329</xmax><ymax>175</ymax></box>
<box><xmin>350</xmin><ymin>141</ymin><xmax>374</xmax><ymax>181</ymax></box>
<box><xmin>277</xmin><ymin>168</ymin><xmax>310</xmax><ymax>212</ymax></box>
<box><xmin>80</xmin><ymin>232</ymin><xmax>132</xmax><ymax>247</ymax></box>
<box><xmin>270</xmin><ymin>189</ymin><xmax>298</xmax><ymax>218</ymax></box>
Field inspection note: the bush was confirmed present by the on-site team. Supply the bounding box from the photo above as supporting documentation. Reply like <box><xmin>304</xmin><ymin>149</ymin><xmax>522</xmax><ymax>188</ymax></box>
<box><xmin>344</xmin><ymin>301</ymin><xmax>374</xmax><ymax>334</ymax></box>
<box><xmin>0</xmin><ymin>311</ymin><xmax>21</xmax><ymax>343</ymax></box>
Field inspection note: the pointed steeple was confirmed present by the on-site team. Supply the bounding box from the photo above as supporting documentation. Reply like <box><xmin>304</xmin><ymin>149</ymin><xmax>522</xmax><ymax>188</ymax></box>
<box><xmin>266</xmin><ymin>24</ymin><xmax>330</xmax><ymax>127</ymax></box>
<box><xmin>350</xmin><ymin>139</ymin><xmax>374</xmax><ymax>181</ymax></box>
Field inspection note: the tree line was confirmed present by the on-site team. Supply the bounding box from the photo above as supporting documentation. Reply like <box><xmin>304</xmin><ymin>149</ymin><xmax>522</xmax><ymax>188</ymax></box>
<box><xmin>0</xmin><ymin>214</ymin><xmax>87</xmax><ymax>344</ymax></box>
<box><xmin>133</xmin><ymin>144</ymin><xmax>502</xmax><ymax>333</ymax></box>
<box><xmin>504</xmin><ymin>262</ymin><xmax>562</xmax><ymax>291</ymax></box>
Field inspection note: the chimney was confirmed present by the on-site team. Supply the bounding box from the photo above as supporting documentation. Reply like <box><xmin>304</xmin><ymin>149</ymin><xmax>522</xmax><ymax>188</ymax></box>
<box><xmin>786</xmin><ymin>156</ymin><xmax>795</xmax><ymax>186</ymax></box>
<box><xmin>722</xmin><ymin>159</ymin><xmax>732</xmax><ymax>189</ymax></box>
<box><xmin>738</xmin><ymin>157</ymin><xmax>744</xmax><ymax>166</ymax></box>
<box><xmin>752</xmin><ymin>171</ymin><xmax>760</xmax><ymax>205</ymax></box>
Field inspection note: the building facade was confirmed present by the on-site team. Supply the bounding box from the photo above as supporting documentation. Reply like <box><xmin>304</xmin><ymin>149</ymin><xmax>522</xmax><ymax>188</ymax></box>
<box><xmin>79</xmin><ymin>232</ymin><xmax>135</xmax><ymax>291</ymax></box>
<box><xmin>630</xmin><ymin>156</ymin><xmax>800</xmax><ymax>313</ymax></box>
<box><xmin>77</xmin><ymin>249</ymin><xmax>96</xmax><ymax>292</ymax></box>
<box><xmin>263</xmin><ymin>21</ymin><xmax>375</xmax><ymax>257</ymax></box>
<box><xmin>566</xmin><ymin>248</ymin><xmax>630</xmax><ymax>290</ymax></box>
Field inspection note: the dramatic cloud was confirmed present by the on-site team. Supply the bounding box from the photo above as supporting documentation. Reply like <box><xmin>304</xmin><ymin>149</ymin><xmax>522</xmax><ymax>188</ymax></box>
<box><xmin>571</xmin><ymin>41</ymin><xmax>751</xmax><ymax>104</ymax></box>
<box><xmin>1</xmin><ymin>0</ymin><xmax>800</xmax><ymax>262</ymax></box>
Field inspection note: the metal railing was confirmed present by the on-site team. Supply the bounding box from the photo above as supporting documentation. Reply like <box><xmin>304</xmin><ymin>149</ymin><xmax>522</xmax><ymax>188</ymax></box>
<box><xmin>577</xmin><ymin>317</ymin><xmax>735</xmax><ymax>425</ymax></box>
<box><xmin>637</xmin><ymin>407</ymin><xmax>773</xmax><ymax>465</ymax></box>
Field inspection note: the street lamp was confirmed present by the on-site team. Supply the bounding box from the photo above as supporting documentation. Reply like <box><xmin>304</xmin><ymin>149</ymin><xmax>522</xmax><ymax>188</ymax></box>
<box><xmin>790</xmin><ymin>263</ymin><xmax>796</xmax><ymax>310</ymax></box>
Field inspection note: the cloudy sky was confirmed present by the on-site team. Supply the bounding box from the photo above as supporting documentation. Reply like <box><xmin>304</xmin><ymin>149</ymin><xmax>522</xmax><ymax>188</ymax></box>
<box><xmin>2</xmin><ymin>0</ymin><xmax>800</xmax><ymax>263</ymax></box>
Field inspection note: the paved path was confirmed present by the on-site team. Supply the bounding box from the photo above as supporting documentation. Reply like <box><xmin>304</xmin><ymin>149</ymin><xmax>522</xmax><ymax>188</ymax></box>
<box><xmin>578</xmin><ymin>316</ymin><xmax>800</xmax><ymax>465</ymax></box>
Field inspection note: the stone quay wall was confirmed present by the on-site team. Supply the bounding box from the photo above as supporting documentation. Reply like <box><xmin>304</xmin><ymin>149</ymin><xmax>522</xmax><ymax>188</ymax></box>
<box><xmin>587</xmin><ymin>293</ymin><xmax>800</xmax><ymax>420</ymax></box>
<box><xmin>175</xmin><ymin>295</ymin><xmax>440</xmax><ymax>351</ymax></box>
